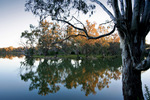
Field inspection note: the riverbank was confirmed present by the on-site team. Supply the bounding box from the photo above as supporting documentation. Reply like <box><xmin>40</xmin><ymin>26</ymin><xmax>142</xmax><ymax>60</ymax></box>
<box><xmin>32</xmin><ymin>54</ymin><xmax>121</xmax><ymax>60</ymax></box>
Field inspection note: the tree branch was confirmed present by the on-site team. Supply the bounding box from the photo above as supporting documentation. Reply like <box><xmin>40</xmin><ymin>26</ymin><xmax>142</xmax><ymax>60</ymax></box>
<box><xmin>131</xmin><ymin>0</ymin><xmax>140</xmax><ymax>31</ymax></box>
<box><xmin>139</xmin><ymin>0</ymin><xmax>145</xmax><ymax>17</ymax></box>
<box><xmin>134</xmin><ymin>53</ymin><xmax>150</xmax><ymax>71</ymax></box>
<box><xmin>112</xmin><ymin>0</ymin><xmax>121</xmax><ymax>19</ymax></box>
<box><xmin>140</xmin><ymin>0</ymin><xmax>150</xmax><ymax>37</ymax></box>
<box><xmin>53</xmin><ymin>17</ymin><xmax>89</xmax><ymax>37</ymax></box>
<box><xmin>87</xmin><ymin>24</ymin><xmax>116</xmax><ymax>39</ymax></box>
<box><xmin>99</xmin><ymin>20</ymin><xmax>113</xmax><ymax>26</ymax></box>
<box><xmin>54</xmin><ymin>17</ymin><xmax>116</xmax><ymax>39</ymax></box>
<box><xmin>90</xmin><ymin>0</ymin><xmax>116</xmax><ymax>23</ymax></box>
<box><xmin>52</xmin><ymin>24</ymin><xmax>116</xmax><ymax>44</ymax></box>
<box><xmin>125</xmin><ymin>0</ymin><xmax>132</xmax><ymax>23</ymax></box>
<box><xmin>120</xmin><ymin>0</ymin><xmax>125</xmax><ymax>17</ymax></box>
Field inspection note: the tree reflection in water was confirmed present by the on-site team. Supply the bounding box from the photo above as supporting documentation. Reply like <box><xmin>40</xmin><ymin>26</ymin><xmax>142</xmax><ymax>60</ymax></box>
<box><xmin>20</xmin><ymin>57</ymin><xmax>122</xmax><ymax>96</ymax></box>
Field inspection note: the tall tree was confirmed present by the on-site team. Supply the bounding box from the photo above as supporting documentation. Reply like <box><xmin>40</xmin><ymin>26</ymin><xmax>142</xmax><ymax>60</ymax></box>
<box><xmin>37</xmin><ymin>21</ymin><xmax>61</xmax><ymax>55</ymax></box>
<box><xmin>21</xmin><ymin>24</ymin><xmax>38</xmax><ymax>48</ymax></box>
<box><xmin>25</xmin><ymin>0</ymin><xmax>150</xmax><ymax>99</ymax></box>
<box><xmin>21</xmin><ymin>24</ymin><xmax>39</xmax><ymax>56</ymax></box>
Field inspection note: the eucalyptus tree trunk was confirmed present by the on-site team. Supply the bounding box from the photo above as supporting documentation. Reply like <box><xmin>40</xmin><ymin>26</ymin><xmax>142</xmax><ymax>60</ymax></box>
<box><xmin>110</xmin><ymin>0</ymin><xmax>150</xmax><ymax>99</ymax></box>
<box><xmin>121</xmin><ymin>37</ymin><xmax>145</xmax><ymax>100</ymax></box>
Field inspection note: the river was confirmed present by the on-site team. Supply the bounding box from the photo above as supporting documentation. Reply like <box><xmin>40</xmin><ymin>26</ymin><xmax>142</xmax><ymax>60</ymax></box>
<box><xmin>0</xmin><ymin>56</ymin><xmax>150</xmax><ymax>100</ymax></box>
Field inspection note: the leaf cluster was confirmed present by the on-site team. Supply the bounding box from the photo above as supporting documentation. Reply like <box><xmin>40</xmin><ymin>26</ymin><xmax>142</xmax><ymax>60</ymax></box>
<box><xmin>25</xmin><ymin>0</ymin><xmax>96</xmax><ymax>20</ymax></box>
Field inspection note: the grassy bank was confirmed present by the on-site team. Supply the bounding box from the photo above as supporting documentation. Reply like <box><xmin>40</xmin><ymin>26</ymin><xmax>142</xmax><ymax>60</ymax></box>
<box><xmin>32</xmin><ymin>54</ymin><xmax>121</xmax><ymax>59</ymax></box>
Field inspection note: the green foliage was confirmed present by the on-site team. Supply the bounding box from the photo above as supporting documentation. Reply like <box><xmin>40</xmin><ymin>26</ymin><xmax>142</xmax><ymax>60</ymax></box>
<box><xmin>21</xmin><ymin>24</ymin><xmax>39</xmax><ymax>48</ymax></box>
<box><xmin>25</xmin><ymin>48</ymin><xmax>35</xmax><ymax>57</ymax></box>
<box><xmin>48</xmin><ymin>50</ymin><xmax>58</xmax><ymax>56</ymax></box>
<box><xmin>25</xmin><ymin>0</ymin><xmax>95</xmax><ymax>20</ymax></box>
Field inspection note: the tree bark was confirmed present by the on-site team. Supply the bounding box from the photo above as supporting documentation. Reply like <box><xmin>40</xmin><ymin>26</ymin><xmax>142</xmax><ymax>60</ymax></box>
<box><xmin>121</xmin><ymin>40</ymin><xmax>144</xmax><ymax>100</ymax></box>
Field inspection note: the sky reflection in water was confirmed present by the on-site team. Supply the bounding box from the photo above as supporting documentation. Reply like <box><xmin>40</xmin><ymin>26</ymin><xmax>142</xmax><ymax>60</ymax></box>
<box><xmin>0</xmin><ymin>56</ymin><xmax>149</xmax><ymax>100</ymax></box>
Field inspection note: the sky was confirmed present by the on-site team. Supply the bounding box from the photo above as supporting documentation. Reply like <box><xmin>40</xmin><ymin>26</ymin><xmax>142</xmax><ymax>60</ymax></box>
<box><xmin>0</xmin><ymin>0</ymin><xmax>149</xmax><ymax>48</ymax></box>
<box><xmin>0</xmin><ymin>0</ymin><xmax>39</xmax><ymax>48</ymax></box>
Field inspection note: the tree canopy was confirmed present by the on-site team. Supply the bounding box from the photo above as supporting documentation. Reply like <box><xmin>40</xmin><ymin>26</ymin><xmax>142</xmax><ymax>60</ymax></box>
<box><xmin>25</xmin><ymin>0</ymin><xmax>96</xmax><ymax>20</ymax></box>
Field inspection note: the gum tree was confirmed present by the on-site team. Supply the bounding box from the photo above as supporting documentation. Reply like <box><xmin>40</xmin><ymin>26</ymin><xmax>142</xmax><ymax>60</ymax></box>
<box><xmin>25</xmin><ymin>0</ymin><xmax>150</xmax><ymax>99</ymax></box>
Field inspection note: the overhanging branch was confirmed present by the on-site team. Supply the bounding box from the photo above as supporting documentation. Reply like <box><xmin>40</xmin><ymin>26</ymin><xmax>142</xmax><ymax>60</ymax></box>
<box><xmin>87</xmin><ymin>24</ymin><xmax>116</xmax><ymax>39</ymax></box>
<box><xmin>52</xmin><ymin>16</ymin><xmax>117</xmax><ymax>46</ymax></box>
<box><xmin>90</xmin><ymin>0</ymin><xmax>116</xmax><ymax>23</ymax></box>
<box><xmin>53</xmin><ymin>17</ymin><xmax>116</xmax><ymax>39</ymax></box>
<box><xmin>99</xmin><ymin>20</ymin><xmax>113</xmax><ymax>26</ymax></box>
<box><xmin>52</xmin><ymin>23</ymin><xmax>116</xmax><ymax>44</ymax></box>
<box><xmin>53</xmin><ymin>17</ymin><xmax>89</xmax><ymax>37</ymax></box>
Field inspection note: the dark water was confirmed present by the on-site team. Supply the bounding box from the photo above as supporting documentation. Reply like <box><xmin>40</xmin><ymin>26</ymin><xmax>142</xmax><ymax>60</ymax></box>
<box><xmin>0</xmin><ymin>56</ymin><xmax>150</xmax><ymax>100</ymax></box>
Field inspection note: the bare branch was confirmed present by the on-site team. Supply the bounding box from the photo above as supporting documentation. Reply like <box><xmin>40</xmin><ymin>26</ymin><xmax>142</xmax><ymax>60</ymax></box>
<box><xmin>67</xmin><ymin>16</ymin><xmax>74</xmax><ymax>22</ymax></box>
<box><xmin>53</xmin><ymin>15</ymin><xmax>93</xmax><ymax>38</ymax></box>
<box><xmin>52</xmin><ymin>24</ymin><xmax>116</xmax><ymax>44</ymax></box>
<box><xmin>90</xmin><ymin>0</ymin><xmax>116</xmax><ymax>23</ymax></box>
<box><xmin>54</xmin><ymin>18</ymin><xmax>87</xmax><ymax>32</ymax></box>
<box><xmin>134</xmin><ymin>53</ymin><xmax>150</xmax><ymax>71</ymax></box>
<box><xmin>99</xmin><ymin>20</ymin><xmax>113</xmax><ymax>26</ymax></box>
<box><xmin>53</xmin><ymin>16</ymin><xmax>116</xmax><ymax>46</ymax></box>
<box><xmin>54</xmin><ymin>17</ymin><xmax>116</xmax><ymax>38</ymax></box>
<box><xmin>72</xmin><ymin>16</ymin><xmax>85</xmax><ymax>28</ymax></box>
<box><xmin>87</xmin><ymin>24</ymin><xmax>116</xmax><ymax>39</ymax></box>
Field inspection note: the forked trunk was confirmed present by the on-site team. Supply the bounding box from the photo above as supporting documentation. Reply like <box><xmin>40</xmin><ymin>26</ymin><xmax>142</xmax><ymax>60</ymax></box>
<box><xmin>121</xmin><ymin>41</ymin><xmax>144</xmax><ymax>100</ymax></box>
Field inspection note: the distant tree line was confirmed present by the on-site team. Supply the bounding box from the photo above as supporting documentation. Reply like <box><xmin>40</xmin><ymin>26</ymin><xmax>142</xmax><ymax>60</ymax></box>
<box><xmin>21</xmin><ymin>20</ymin><xmax>121</xmax><ymax>57</ymax></box>
<box><xmin>0</xmin><ymin>46</ymin><xmax>25</xmax><ymax>54</ymax></box>
<box><xmin>0</xmin><ymin>46</ymin><xmax>25</xmax><ymax>59</ymax></box>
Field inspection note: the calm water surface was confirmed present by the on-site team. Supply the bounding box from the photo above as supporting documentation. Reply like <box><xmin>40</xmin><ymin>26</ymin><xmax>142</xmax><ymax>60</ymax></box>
<box><xmin>0</xmin><ymin>56</ymin><xmax>150</xmax><ymax>100</ymax></box>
